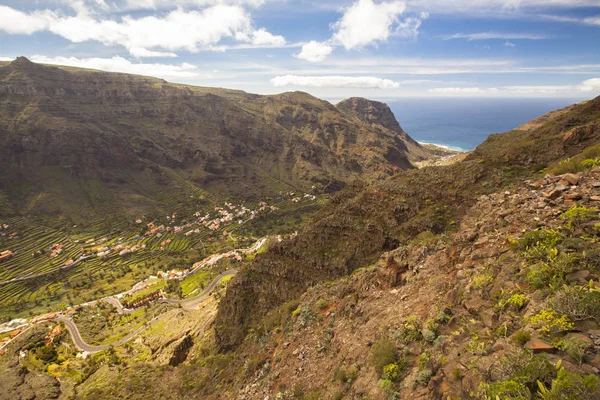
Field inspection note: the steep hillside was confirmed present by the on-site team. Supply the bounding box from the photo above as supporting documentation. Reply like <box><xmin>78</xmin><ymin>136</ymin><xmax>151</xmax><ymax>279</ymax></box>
<box><xmin>0</xmin><ymin>57</ymin><xmax>430</xmax><ymax>223</ymax></box>
<box><xmin>215</xmin><ymin>96</ymin><xmax>600</xmax><ymax>351</ymax></box>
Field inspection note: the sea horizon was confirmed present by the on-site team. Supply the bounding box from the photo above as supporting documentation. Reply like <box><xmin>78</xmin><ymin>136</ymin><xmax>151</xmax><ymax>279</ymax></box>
<box><xmin>388</xmin><ymin>97</ymin><xmax>589</xmax><ymax>151</ymax></box>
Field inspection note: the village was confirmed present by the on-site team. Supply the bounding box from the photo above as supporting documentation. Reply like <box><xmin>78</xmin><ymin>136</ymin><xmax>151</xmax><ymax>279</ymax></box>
<box><xmin>73</xmin><ymin>192</ymin><xmax>316</xmax><ymax>261</ymax></box>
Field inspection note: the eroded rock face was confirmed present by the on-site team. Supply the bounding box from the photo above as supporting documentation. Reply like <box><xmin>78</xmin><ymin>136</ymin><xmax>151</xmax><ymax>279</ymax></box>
<box><xmin>168</xmin><ymin>335</ymin><xmax>194</xmax><ymax>366</ymax></box>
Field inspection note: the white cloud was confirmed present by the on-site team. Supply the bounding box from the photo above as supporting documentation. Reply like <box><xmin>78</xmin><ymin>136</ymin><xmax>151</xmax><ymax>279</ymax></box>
<box><xmin>581</xmin><ymin>78</ymin><xmax>600</xmax><ymax>91</ymax></box>
<box><xmin>504</xmin><ymin>41</ymin><xmax>516</xmax><ymax>47</ymax></box>
<box><xmin>129</xmin><ymin>47</ymin><xmax>178</xmax><ymax>58</ymax></box>
<box><xmin>0</xmin><ymin>6</ymin><xmax>55</xmax><ymax>35</ymax></box>
<box><xmin>296</xmin><ymin>41</ymin><xmax>333</xmax><ymax>62</ymax></box>
<box><xmin>404</xmin><ymin>0</ymin><xmax>600</xmax><ymax>14</ymax></box>
<box><xmin>0</xmin><ymin>5</ymin><xmax>286</xmax><ymax>57</ymax></box>
<box><xmin>430</xmin><ymin>87</ymin><xmax>499</xmax><ymax>93</ymax></box>
<box><xmin>236</xmin><ymin>28</ymin><xmax>286</xmax><ymax>46</ymax></box>
<box><xmin>443</xmin><ymin>32</ymin><xmax>548</xmax><ymax>40</ymax></box>
<box><xmin>430</xmin><ymin>78</ymin><xmax>600</xmax><ymax>95</ymax></box>
<box><xmin>394</xmin><ymin>11</ymin><xmax>429</xmax><ymax>38</ymax></box>
<box><xmin>29</xmin><ymin>55</ymin><xmax>203</xmax><ymax>79</ymax></box>
<box><xmin>332</xmin><ymin>0</ymin><xmax>407</xmax><ymax>50</ymax></box>
<box><xmin>0</xmin><ymin>56</ymin><xmax>15</xmax><ymax>61</ymax></box>
<box><xmin>123</xmin><ymin>0</ymin><xmax>269</xmax><ymax>9</ymax></box>
<box><xmin>271</xmin><ymin>75</ymin><xmax>400</xmax><ymax>89</ymax></box>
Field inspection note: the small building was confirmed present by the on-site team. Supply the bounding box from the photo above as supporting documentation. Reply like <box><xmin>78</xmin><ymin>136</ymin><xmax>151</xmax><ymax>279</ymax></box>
<box><xmin>0</xmin><ymin>250</ymin><xmax>14</xmax><ymax>262</ymax></box>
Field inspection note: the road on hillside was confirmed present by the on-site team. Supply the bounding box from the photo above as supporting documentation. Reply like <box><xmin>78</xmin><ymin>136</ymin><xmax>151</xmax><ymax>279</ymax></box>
<box><xmin>55</xmin><ymin>271</ymin><xmax>237</xmax><ymax>353</ymax></box>
<box><xmin>160</xmin><ymin>269</ymin><xmax>237</xmax><ymax>310</ymax></box>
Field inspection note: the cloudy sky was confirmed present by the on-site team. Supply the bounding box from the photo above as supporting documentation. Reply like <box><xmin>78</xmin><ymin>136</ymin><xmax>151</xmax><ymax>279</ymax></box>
<box><xmin>0</xmin><ymin>0</ymin><xmax>599</xmax><ymax>99</ymax></box>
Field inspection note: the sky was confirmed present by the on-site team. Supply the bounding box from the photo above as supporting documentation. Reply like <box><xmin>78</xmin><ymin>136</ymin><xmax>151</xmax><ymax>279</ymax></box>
<box><xmin>0</xmin><ymin>0</ymin><xmax>599</xmax><ymax>100</ymax></box>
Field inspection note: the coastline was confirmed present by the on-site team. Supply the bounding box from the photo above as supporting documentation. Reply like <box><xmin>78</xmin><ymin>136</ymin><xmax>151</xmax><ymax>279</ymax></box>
<box><xmin>417</xmin><ymin>141</ymin><xmax>469</xmax><ymax>153</ymax></box>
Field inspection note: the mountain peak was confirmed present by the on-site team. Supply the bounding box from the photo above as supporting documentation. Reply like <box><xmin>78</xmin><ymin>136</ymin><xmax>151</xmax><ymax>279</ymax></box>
<box><xmin>11</xmin><ymin>56</ymin><xmax>34</xmax><ymax>67</ymax></box>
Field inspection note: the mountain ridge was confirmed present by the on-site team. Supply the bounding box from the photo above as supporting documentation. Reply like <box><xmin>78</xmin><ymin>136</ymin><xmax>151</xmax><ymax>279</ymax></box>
<box><xmin>0</xmin><ymin>58</ymin><xmax>431</xmax><ymax>223</ymax></box>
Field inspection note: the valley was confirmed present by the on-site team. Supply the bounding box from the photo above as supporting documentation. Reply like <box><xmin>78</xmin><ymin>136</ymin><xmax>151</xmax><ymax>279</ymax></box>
<box><xmin>1</xmin><ymin>58</ymin><xmax>600</xmax><ymax>400</ymax></box>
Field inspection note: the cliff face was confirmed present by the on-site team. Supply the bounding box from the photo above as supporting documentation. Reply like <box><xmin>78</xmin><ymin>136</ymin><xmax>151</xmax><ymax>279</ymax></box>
<box><xmin>337</xmin><ymin>97</ymin><xmax>430</xmax><ymax>163</ymax></box>
<box><xmin>0</xmin><ymin>58</ymin><xmax>430</xmax><ymax>220</ymax></box>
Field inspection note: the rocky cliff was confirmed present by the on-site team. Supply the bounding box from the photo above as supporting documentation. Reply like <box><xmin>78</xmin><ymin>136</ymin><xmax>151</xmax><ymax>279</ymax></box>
<box><xmin>0</xmin><ymin>58</ymin><xmax>431</xmax><ymax>221</ymax></box>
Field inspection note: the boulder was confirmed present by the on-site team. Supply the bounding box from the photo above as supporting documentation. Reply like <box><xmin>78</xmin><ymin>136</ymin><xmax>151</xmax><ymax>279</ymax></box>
<box><xmin>561</xmin><ymin>173</ymin><xmax>580</xmax><ymax>186</ymax></box>
<box><xmin>525</xmin><ymin>338</ymin><xmax>554</xmax><ymax>353</ymax></box>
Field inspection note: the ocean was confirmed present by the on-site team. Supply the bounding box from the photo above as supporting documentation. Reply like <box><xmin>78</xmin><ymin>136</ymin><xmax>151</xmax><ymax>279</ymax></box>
<box><xmin>388</xmin><ymin>98</ymin><xmax>586</xmax><ymax>152</ymax></box>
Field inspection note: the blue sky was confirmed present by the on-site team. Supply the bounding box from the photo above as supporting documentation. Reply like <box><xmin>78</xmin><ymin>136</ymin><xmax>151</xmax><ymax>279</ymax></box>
<box><xmin>0</xmin><ymin>0</ymin><xmax>599</xmax><ymax>100</ymax></box>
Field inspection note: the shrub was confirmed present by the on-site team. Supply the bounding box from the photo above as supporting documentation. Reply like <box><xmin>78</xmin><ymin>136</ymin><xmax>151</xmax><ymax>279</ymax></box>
<box><xmin>378</xmin><ymin>379</ymin><xmax>394</xmax><ymax>395</ymax></box>
<box><xmin>315</xmin><ymin>298</ymin><xmax>328</xmax><ymax>311</ymax></box>
<box><xmin>560</xmin><ymin>336</ymin><xmax>590</xmax><ymax>365</ymax></box>
<box><xmin>561</xmin><ymin>206</ymin><xmax>597</xmax><ymax>229</ymax></box>
<box><xmin>493</xmin><ymin>350</ymin><xmax>556</xmax><ymax>392</ymax></box>
<box><xmin>513</xmin><ymin>229</ymin><xmax>561</xmax><ymax>253</ymax></box>
<box><xmin>508</xmin><ymin>293</ymin><xmax>530</xmax><ymax>310</ymax></box>
<box><xmin>336</xmin><ymin>366</ymin><xmax>358</xmax><ymax>384</ymax></box>
<box><xmin>382</xmin><ymin>363</ymin><xmax>402</xmax><ymax>382</ymax></box>
<box><xmin>422</xmin><ymin>329</ymin><xmax>436</xmax><ymax>343</ymax></box>
<box><xmin>472</xmin><ymin>273</ymin><xmax>494</xmax><ymax>289</ymax></box>
<box><xmin>302</xmin><ymin>391</ymin><xmax>321</xmax><ymax>400</ymax></box>
<box><xmin>296</xmin><ymin>307</ymin><xmax>316</xmax><ymax>328</ymax></box>
<box><xmin>497</xmin><ymin>291</ymin><xmax>530</xmax><ymax>311</ymax></box>
<box><xmin>511</xmin><ymin>330</ymin><xmax>532</xmax><ymax>346</ymax></box>
<box><xmin>529</xmin><ymin>309</ymin><xmax>574</xmax><ymax>336</ymax></box>
<box><xmin>483</xmin><ymin>380</ymin><xmax>532</xmax><ymax>399</ymax></box>
<box><xmin>371</xmin><ymin>338</ymin><xmax>397</xmax><ymax>375</ymax></box>
<box><xmin>538</xmin><ymin>368</ymin><xmax>600</xmax><ymax>400</ymax></box>
<box><xmin>401</xmin><ymin>316</ymin><xmax>422</xmax><ymax>342</ymax></box>
<box><xmin>412</xmin><ymin>369</ymin><xmax>432</xmax><ymax>387</ymax></box>
<box><xmin>333</xmin><ymin>391</ymin><xmax>344</xmax><ymax>400</ymax></box>
<box><xmin>549</xmin><ymin>285</ymin><xmax>600</xmax><ymax>323</ymax></box>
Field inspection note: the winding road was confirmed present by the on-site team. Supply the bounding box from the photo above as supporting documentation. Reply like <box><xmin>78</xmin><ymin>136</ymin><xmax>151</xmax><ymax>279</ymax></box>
<box><xmin>56</xmin><ymin>271</ymin><xmax>237</xmax><ymax>353</ymax></box>
<box><xmin>160</xmin><ymin>269</ymin><xmax>237</xmax><ymax>310</ymax></box>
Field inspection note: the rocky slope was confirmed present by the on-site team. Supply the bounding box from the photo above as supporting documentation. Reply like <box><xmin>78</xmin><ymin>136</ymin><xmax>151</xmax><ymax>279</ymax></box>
<box><xmin>0</xmin><ymin>57</ymin><xmax>430</xmax><ymax>222</ymax></box>
<box><xmin>215</xmin><ymin>96</ymin><xmax>600</xmax><ymax>350</ymax></box>
<box><xmin>229</xmin><ymin>167</ymin><xmax>600</xmax><ymax>399</ymax></box>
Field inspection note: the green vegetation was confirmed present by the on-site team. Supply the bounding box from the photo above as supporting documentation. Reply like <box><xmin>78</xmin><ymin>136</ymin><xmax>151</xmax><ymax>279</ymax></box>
<box><xmin>370</xmin><ymin>338</ymin><xmax>398</xmax><ymax>375</ymax></box>
<box><xmin>547</xmin><ymin>144</ymin><xmax>600</xmax><ymax>175</ymax></box>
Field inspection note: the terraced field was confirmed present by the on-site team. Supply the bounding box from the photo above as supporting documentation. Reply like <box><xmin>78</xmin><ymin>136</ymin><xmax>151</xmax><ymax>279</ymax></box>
<box><xmin>0</xmin><ymin>196</ymin><xmax>322</xmax><ymax>321</ymax></box>
<box><xmin>0</xmin><ymin>217</ymin><xmax>84</xmax><ymax>282</ymax></box>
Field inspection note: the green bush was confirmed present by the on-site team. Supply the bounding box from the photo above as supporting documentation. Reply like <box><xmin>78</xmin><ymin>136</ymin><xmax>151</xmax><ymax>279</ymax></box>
<box><xmin>538</xmin><ymin>369</ymin><xmax>600</xmax><ymax>400</ymax></box>
<box><xmin>493</xmin><ymin>350</ymin><xmax>557</xmax><ymax>394</ymax></box>
<box><xmin>511</xmin><ymin>330</ymin><xmax>532</xmax><ymax>346</ymax></box>
<box><xmin>561</xmin><ymin>206</ymin><xmax>598</xmax><ymax>229</ymax></box>
<box><xmin>371</xmin><ymin>338</ymin><xmax>397</xmax><ymax>375</ymax></box>
<box><xmin>301</xmin><ymin>391</ymin><xmax>321</xmax><ymax>400</ymax></box>
<box><xmin>401</xmin><ymin>316</ymin><xmax>422</xmax><ymax>343</ymax></box>
<box><xmin>560</xmin><ymin>336</ymin><xmax>590</xmax><ymax>365</ymax></box>
<box><xmin>549</xmin><ymin>285</ymin><xmax>600</xmax><ymax>323</ymax></box>
<box><xmin>382</xmin><ymin>363</ymin><xmax>402</xmax><ymax>382</ymax></box>
<box><xmin>315</xmin><ymin>298</ymin><xmax>328</xmax><ymax>311</ymax></box>
<box><xmin>483</xmin><ymin>380</ymin><xmax>532</xmax><ymax>399</ymax></box>
<box><xmin>512</xmin><ymin>229</ymin><xmax>561</xmax><ymax>253</ymax></box>
<box><xmin>412</xmin><ymin>368</ymin><xmax>432</xmax><ymax>387</ymax></box>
